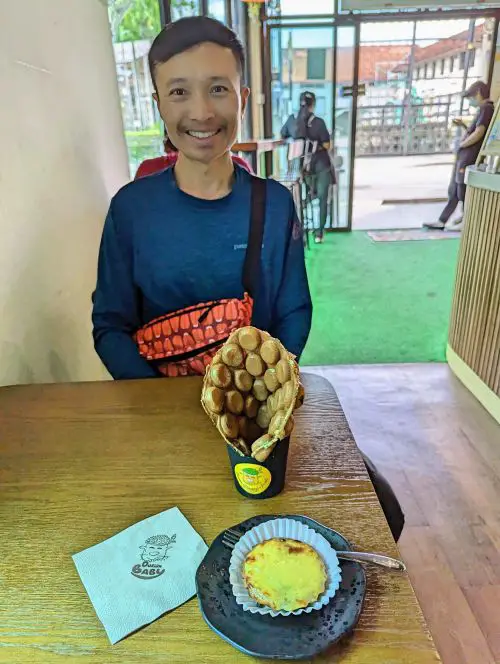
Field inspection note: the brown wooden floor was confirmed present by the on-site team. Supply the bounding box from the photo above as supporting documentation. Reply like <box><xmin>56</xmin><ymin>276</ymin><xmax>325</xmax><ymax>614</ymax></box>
<box><xmin>309</xmin><ymin>364</ymin><xmax>500</xmax><ymax>664</ymax></box>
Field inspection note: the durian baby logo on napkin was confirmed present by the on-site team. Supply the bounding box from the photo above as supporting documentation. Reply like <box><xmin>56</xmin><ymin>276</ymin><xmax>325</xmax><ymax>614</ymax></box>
<box><xmin>131</xmin><ymin>534</ymin><xmax>177</xmax><ymax>580</ymax></box>
<box><xmin>72</xmin><ymin>506</ymin><xmax>208</xmax><ymax>645</ymax></box>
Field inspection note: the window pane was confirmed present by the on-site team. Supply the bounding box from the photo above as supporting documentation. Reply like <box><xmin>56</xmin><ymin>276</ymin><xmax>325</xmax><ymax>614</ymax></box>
<box><xmin>109</xmin><ymin>0</ymin><xmax>163</xmax><ymax>177</ymax></box>
<box><xmin>171</xmin><ymin>0</ymin><xmax>200</xmax><ymax>20</ymax></box>
<box><xmin>270</xmin><ymin>25</ymin><xmax>334</xmax><ymax>132</ymax></box>
<box><xmin>207</xmin><ymin>0</ymin><xmax>226</xmax><ymax>22</ymax></box>
<box><xmin>307</xmin><ymin>49</ymin><xmax>326</xmax><ymax>80</ymax></box>
<box><xmin>274</xmin><ymin>0</ymin><xmax>334</xmax><ymax>15</ymax></box>
<box><xmin>415</xmin><ymin>18</ymin><xmax>470</xmax><ymax>41</ymax></box>
<box><xmin>360</xmin><ymin>21</ymin><xmax>414</xmax><ymax>42</ymax></box>
<box><xmin>230</xmin><ymin>0</ymin><xmax>245</xmax><ymax>39</ymax></box>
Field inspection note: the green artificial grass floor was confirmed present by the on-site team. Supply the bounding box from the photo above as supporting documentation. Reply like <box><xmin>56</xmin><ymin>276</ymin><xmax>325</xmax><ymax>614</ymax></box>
<box><xmin>301</xmin><ymin>232</ymin><xmax>460</xmax><ymax>366</ymax></box>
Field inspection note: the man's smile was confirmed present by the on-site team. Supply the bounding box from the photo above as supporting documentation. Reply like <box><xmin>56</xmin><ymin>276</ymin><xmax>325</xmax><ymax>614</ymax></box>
<box><xmin>186</xmin><ymin>129</ymin><xmax>222</xmax><ymax>140</ymax></box>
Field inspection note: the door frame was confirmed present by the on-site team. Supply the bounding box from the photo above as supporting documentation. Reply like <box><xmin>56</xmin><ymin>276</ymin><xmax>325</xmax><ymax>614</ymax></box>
<box><xmin>264</xmin><ymin>19</ymin><xmax>361</xmax><ymax>231</ymax></box>
<box><xmin>262</xmin><ymin>8</ymin><xmax>500</xmax><ymax>231</ymax></box>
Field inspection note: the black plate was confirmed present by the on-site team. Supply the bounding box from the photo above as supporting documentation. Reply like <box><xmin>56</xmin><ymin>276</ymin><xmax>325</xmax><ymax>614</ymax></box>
<box><xmin>195</xmin><ymin>514</ymin><xmax>366</xmax><ymax>660</ymax></box>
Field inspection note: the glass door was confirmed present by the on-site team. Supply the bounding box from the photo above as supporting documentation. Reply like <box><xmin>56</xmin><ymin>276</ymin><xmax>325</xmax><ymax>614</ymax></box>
<box><xmin>269</xmin><ymin>23</ymin><xmax>357</xmax><ymax>230</ymax></box>
<box><xmin>351</xmin><ymin>17</ymin><xmax>490</xmax><ymax>230</ymax></box>
<box><xmin>333</xmin><ymin>24</ymin><xmax>357</xmax><ymax>230</ymax></box>
<box><xmin>269</xmin><ymin>26</ymin><xmax>334</xmax><ymax>137</ymax></box>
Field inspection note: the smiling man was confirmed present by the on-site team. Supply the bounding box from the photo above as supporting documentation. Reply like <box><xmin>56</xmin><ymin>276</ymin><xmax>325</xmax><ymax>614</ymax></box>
<box><xmin>92</xmin><ymin>17</ymin><xmax>312</xmax><ymax>379</ymax></box>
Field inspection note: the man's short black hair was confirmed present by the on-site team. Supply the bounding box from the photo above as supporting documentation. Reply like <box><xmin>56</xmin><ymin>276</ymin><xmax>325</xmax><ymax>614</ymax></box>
<box><xmin>148</xmin><ymin>17</ymin><xmax>245</xmax><ymax>89</ymax></box>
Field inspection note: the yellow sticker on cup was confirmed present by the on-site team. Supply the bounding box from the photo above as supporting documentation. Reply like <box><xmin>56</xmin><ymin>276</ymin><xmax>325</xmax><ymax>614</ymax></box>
<box><xmin>235</xmin><ymin>463</ymin><xmax>272</xmax><ymax>495</ymax></box>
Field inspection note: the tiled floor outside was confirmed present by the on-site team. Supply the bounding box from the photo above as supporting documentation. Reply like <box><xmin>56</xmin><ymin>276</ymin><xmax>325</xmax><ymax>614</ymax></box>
<box><xmin>352</xmin><ymin>154</ymin><xmax>455</xmax><ymax>231</ymax></box>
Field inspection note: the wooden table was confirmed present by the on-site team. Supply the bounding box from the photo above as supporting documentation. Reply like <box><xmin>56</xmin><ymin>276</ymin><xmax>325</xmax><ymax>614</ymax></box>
<box><xmin>0</xmin><ymin>374</ymin><xmax>440</xmax><ymax>663</ymax></box>
<box><xmin>232</xmin><ymin>138</ymin><xmax>284</xmax><ymax>177</ymax></box>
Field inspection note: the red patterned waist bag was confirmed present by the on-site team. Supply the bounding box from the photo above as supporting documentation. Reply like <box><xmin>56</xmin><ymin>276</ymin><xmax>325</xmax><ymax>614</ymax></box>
<box><xmin>134</xmin><ymin>176</ymin><xmax>266</xmax><ymax>378</ymax></box>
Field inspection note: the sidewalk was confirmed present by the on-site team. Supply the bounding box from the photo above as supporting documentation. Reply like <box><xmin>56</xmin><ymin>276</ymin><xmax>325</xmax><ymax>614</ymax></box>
<box><xmin>353</xmin><ymin>154</ymin><xmax>453</xmax><ymax>230</ymax></box>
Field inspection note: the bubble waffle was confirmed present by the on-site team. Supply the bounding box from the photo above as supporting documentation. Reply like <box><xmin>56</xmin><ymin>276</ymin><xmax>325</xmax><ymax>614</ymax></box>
<box><xmin>201</xmin><ymin>327</ymin><xmax>304</xmax><ymax>461</ymax></box>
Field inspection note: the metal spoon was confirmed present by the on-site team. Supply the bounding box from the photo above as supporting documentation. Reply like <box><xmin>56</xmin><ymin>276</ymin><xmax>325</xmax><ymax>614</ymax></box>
<box><xmin>222</xmin><ymin>528</ymin><xmax>406</xmax><ymax>572</ymax></box>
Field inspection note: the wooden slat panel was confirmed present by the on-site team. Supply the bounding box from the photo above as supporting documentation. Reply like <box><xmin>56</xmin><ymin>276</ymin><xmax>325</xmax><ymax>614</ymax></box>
<box><xmin>461</xmin><ymin>189</ymin><xmax>487</xmax><ymax>366</ymax></box>
<box><xmin>469</xmin><ymin>190</ymin><xmax>498</xmax><ymax>370</ymax></box>
<box><xmin>449</xmin><ymin>186</ymin><xmax>473</xmax><ymax>350</ymax></box>
<box><xmin>450</xmin><ymin>186</ymin><xmax>482</xmax><ymax>355</ymax></box>
<box><xmin>478</xmin><ymin>194</ymin><xmax>500</xmax><ymax>384</ymax></box>
<box><xmin>449</xmin><ymin>184</ymin><xmax>500</xmax><ymax>395</ymax></box>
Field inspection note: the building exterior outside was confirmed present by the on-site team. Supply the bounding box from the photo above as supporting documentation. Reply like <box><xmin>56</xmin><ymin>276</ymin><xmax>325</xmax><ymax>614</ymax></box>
<box><xmin>109</xmin><ymin>4</ymin><xmax>497</xmax><ymax>171</ymax></box>
<box><xmin>272</xmin><ymin>20</ymin><xmax>494</xmax><ymax>156</ymax></box>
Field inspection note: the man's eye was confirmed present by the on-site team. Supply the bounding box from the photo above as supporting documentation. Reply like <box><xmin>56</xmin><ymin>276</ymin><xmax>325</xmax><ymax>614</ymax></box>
<box><xmin>170</xmin><ymin>88</ymin><xmax>186</xmax><ymax>97</ymax></box>
<box><xmin>211</xmin><ymin>85</ymin><xmax>228</xmax><ymax>94</ymax></box>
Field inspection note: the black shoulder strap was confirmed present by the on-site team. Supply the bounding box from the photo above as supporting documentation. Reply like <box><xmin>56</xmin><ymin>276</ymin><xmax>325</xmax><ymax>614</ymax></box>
<box><xmin>242</xmin><ymin>176</ymin><xmax>267</xmax><ymax>296</ymax></box>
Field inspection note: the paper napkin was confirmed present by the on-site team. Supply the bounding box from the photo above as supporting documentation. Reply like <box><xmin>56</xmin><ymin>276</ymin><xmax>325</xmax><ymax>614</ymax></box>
<box><xmin>72</xmin><ymin>506</ymin><xmax>208</xmax><ymax>644</ymax></box>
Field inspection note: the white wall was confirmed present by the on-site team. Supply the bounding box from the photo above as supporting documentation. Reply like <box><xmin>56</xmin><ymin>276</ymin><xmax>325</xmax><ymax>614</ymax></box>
<box><xmin>0</xmin><ymin>0</ymin><xmax>129</xmax><ymax>385</ymax></box>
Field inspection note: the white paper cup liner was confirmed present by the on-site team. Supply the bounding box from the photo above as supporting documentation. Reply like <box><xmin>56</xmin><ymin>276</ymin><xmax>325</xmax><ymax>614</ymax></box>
<box><xmin>228</xmin><ymin>518</ymin><xmax>342</xmax><ymax>617</ymax></box>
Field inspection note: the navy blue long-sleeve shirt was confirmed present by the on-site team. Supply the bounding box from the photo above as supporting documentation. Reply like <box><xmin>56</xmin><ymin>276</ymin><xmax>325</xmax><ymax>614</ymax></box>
<box><xmin>92</xmin><ymin>165</ymin><xmax>312</xmax><ymax>380</ymax></box>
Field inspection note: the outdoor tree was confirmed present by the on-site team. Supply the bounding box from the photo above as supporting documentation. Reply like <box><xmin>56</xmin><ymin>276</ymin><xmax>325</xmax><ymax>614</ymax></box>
<box><xmin>107</xmin><ymin>0</ymin><xmax>133</xmax><ymax>40</ymax></box>
<box><xmin>108</xmin><ymin>0</ymin><xmax>199</xmax><ymax>43</ymax></box>
<box><xmin>106</xmin><ymin>0</ymin><xmax>200</xmax><ymax>169</ymax></box>
<box><xmin>170</xmin><ymin>0</ymin><xmax>198</xmax><ymax>18</ymax></box>
<box><xmin>113</xmin><ymin>0</ymin><xmax>161</xmax><ymax>42</ymax></box>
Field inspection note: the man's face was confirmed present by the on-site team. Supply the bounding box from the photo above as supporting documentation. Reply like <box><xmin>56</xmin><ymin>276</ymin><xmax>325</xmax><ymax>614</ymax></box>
<box><xmin>153</xmin><ymin>42</ymin><xmax>249</xmax><ymax>164</ymax></box>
